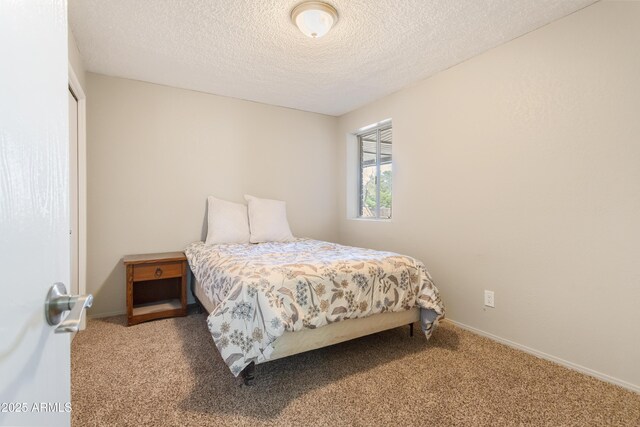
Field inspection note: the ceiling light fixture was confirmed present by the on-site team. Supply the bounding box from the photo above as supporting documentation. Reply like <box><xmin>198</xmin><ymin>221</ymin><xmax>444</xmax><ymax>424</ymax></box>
<box><xmin>291</xmin><ymin>2</ymin><xmax>338</xmax><ymax>39</ymax></box>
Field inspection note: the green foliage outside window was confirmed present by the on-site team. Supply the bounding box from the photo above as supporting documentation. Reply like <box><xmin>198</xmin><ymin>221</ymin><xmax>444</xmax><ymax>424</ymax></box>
<box><xmin>363</xmin><ymin>170</ymin><xmax>392</xmax><ymax>211</ymax></box>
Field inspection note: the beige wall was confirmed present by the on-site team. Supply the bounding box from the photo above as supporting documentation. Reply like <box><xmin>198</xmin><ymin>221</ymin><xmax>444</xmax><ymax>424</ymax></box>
<box><xmin>87</xmin><ymin>73</ymin><xmax>338</xmax><ymax>316</ymax></box>
<box><xmin>337</xmin><ymin>1</ymin><xmax>640</xmax><ymax>388</ymax></box>
<box><xmin>68</xmin><ymin>26</ymin><xmax>86</xmax><ymax>89</ymax></box>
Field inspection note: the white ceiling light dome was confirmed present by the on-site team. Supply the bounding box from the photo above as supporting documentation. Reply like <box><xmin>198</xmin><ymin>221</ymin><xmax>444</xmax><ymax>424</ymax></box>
<box><xmin>291</xmin><ymin>2</ymin><xmax>338</xmax><ymax>39</ymax></box>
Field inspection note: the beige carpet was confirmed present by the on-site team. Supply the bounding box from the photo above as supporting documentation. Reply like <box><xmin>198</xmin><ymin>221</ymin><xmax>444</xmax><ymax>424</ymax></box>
<box><xmin>72</xmin><ymin>313</ymin><xmax>639</xmax><ymax>426</ymax></box>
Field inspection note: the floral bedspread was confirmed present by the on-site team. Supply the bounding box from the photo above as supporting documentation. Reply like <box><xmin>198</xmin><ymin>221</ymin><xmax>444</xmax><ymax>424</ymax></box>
<box><xmin>185</xmin><ymin>239</ymin><xmax>445</xmax><ymax>376</ymax></box>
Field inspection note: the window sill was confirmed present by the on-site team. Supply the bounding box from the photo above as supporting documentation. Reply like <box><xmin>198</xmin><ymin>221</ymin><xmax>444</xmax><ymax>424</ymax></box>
<box><xmin>348</xmin><ymin>217</ymin><xmax>392</xmax><ymax>223</ymax></box>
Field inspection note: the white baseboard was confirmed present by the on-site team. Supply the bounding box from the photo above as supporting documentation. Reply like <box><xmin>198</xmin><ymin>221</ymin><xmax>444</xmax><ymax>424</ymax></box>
<box><xmin>87</xmin><ymin>310</ymin><xmax>126</xmax><ymax>319</ymax></box>
<box><xmin>444</xmin><ymin>318</ymin><xmax>639</xmax><ymax>394</ymax></box>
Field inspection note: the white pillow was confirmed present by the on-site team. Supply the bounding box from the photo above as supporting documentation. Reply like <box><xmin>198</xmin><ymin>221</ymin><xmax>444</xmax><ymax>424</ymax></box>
<box><xmin>244</xmin><ymin>195</ymin><xmax>294</xmax><ymax>243</ymax></box>
<box><xmin>205</xmin><ymin>197</ymin><xmax>251</xmax><ymax>245</ymax></box>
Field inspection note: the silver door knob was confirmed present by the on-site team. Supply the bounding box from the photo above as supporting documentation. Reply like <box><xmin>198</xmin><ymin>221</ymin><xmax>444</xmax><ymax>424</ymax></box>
<box><xmin>45</xmin><ymin>282</ymin><xmax>93</xmax><ymax>333</ymax></box>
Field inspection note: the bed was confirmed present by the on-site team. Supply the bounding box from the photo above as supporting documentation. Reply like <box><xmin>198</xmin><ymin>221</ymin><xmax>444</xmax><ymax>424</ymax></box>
<box><xmin>186</xmin><ymin>238</ymin><xmax>444</xmax><ymax>383</ymax></box>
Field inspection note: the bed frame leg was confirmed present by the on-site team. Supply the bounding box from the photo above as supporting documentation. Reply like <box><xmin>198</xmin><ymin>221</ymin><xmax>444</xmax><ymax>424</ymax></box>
<box><xmin>241</xmin><ymin>362</ymin><xmax>256</xmax><ymax>386</ymax></box>
<box><xmin>409</xmin><ymin>322</ymin><xmax>414</xmax><ymax>337</ymax></box>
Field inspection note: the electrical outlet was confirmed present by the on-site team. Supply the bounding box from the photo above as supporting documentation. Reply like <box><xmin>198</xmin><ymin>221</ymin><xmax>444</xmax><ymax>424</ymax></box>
<box><xmin>484</xmin><ymin>290</ymin><xmax>495</xmax><ymax>308</ymax></box>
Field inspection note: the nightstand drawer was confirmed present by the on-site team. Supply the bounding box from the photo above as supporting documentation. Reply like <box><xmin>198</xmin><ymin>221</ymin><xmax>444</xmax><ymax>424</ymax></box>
<box><xmin>133</xmin><ymin>262</ymin><xmax>182</xmax><ymax>282</ymax></box>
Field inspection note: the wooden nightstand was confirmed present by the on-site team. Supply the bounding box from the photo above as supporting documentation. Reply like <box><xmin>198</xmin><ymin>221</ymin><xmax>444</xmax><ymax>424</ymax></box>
<box><xmin>124</xmin><ymin>252</ymin><xmax>188</xmax><ymax>326</ymax></box>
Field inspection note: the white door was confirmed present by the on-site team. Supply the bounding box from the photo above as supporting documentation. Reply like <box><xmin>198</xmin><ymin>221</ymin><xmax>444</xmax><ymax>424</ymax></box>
<box><xmin>0</xmin><ymin>1</ymin><xmax>72</xmax><ymax>426</ymax></box>
<box><xmin>69</xmin><ymin>89</ymin><xmax>79</xmax><ymax>299</ymax></box>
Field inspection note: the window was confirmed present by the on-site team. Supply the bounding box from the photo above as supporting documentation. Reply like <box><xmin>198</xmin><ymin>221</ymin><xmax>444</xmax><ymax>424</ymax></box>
<box><xmin>358</xmin><ymin>122</ymin><xmax>392</xmax><ymax>219</ymax></box>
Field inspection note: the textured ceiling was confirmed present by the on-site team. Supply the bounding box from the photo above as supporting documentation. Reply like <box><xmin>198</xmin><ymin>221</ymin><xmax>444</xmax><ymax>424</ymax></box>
<box><xmin>69</xmin><ymin>0</ymin><xmax>597</xmax><ymax>116</ymax></box>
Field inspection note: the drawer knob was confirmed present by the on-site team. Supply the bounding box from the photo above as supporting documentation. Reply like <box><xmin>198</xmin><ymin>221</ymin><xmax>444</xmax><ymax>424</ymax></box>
<box><xmin>154</xmin><ymin>267</ymin><xmax>163</xmax><ymax>278</ymax></box>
